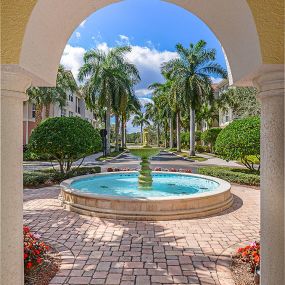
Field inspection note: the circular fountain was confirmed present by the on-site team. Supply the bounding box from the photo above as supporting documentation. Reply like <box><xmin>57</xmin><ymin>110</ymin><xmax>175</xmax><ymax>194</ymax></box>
<box><xmin>60</xmin><ymin>171</ymin><xmax>233</xmax><ymax>220</ymax></box>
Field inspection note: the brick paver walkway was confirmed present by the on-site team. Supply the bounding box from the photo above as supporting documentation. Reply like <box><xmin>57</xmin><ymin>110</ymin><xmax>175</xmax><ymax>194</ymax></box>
<box><xmin>24</xmin><ymin>185</ymin><xmax>260</xmax><ymax>285</ymax></box>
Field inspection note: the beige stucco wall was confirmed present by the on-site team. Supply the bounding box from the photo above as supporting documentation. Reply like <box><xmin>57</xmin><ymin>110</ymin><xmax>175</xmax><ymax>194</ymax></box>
<box><xmin>0</xmin><ymin>0</ymin><xmax>37</xmax><ymax>64</ymax></box>
<box><xmin>0</xmin><ymin>0</ymin><xmax>284</xmax><ymax>65</ymax></box>
<box><xmin>247</xmin><ymin>0</ymin><xmax>284</xmax><ymax>64</ymax></box>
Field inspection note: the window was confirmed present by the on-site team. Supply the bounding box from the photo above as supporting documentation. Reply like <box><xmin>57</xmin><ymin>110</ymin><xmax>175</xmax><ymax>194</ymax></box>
<box><xmin>69</xmin><ymin>111</ymin><xmax>73</xmax><ymax>117</ymax></box>
<box><xmin>69</xmin><ymin>93</ymin><xmax>74</xmax><ymax>102</ymax></box>
<box><xmin>61</xmin><ymin>108</ymin><xmax>66</xmax><ymax>117</ymax></box>
<box><xmin>75</xmin><ymin>97</ymin><xmax>80</xmax><ymax>114</ymax></box>
<box><xmin>224</xmin><ymin>110</ymin><xmax>229</xmax><ymax>123</ymax></box>
<box><xmin>32</xmin><ymin>104</ymin><xmax>36</xmax><ymax>118</ymax></box>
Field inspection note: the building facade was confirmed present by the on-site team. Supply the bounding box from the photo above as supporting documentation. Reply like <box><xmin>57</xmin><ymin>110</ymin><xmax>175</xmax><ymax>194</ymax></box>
<box><xmin>23</xmin><ymin>87</ymin><xmax>96</xmax><ymax>145</ymax></box>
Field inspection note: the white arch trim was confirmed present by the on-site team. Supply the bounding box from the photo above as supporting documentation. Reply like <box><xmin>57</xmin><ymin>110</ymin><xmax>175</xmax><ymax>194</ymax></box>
<box><xmin>19</xmin><ymin>0</ymin><xmax>262</xmax><ymax>86</ymax></box>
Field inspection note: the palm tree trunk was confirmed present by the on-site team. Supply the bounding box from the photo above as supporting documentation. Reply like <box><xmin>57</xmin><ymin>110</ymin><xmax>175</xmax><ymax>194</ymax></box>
<box><xmin>156</xmin><ymin>124</ymin><xmax>160</xmax><ymax>147</ymax></box>
<box><xmin>164</xmin><ymin>123</ymin><xmax>167</xmax><ymax>148</ymax></box>
<box><xmin>45</xmin><ymin>103</ymin><xmax>50</xmax><ymax>118</ymax></box>
<box><xmin>140</xmin><ymin>124</ymin><xmax>143</xmax><ymax>144</ymax></box>
<box><xmin>124</xmin><ymin>125</ymin><xmax>127</xmax><ymax>147</ymax></box>
<box><xmin>106</xmin><ymin>107</ymin><xmax>111</xmax><ymax>155</ymax></box>
<box><xmin>189</xmin><ymin>107</ymin><xmax>196</xmax><ymax>156</ymax></box>
<box><xmin>35</xmin><ymin>104</ymin><xmax>43</xmax><ymax>126</ymax></box>
<box><xmin>121</xmin><ymin>115</ymin><xmax>124</xmax><ymax>148</ymax></box>
<box><xmin>169</xmin><ymin>116</ymin><xmax>173</xmax><ymax>149</ymax></box>
<box><xmin>115</xmin><ymin>114</ymin><xmax>119</xmax><ymax>152</ymax></box>
<box><xmin>176</xmin><ymin>111</ymin><xmax>181</xmax><ymax>152</ymax></box>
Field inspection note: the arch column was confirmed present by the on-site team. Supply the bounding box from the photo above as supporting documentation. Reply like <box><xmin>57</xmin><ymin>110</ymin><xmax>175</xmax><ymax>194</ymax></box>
<box><xmin>1</xmin><ymin>67</ymin><xmax>31</xmax><ymax>285</ymax></box>
<box><xmin>253</xmin><ymin>65</ymin><xmax>284</xmax><ymax>285</ymax></box>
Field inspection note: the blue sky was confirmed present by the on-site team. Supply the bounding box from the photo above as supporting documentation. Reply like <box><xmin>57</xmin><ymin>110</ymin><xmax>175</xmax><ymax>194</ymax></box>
<box><xmin>60</xmin><ymin>0</ymin><xmax>226</xmax><ymax>132</ymax></box>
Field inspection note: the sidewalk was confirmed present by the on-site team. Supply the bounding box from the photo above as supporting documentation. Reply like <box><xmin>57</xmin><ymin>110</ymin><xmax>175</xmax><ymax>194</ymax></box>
<box><xmin>23</xmin><ymin>152</ymin><xmax>104</xmax><ymax>171</ymax></box>
<box><xmin>177</xmin><ymin>150</ymin><xmax>243</xmax><ymax>168</ymax></box>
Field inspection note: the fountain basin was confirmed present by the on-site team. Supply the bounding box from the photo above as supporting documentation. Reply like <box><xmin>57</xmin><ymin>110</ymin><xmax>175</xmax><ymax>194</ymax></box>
<box><xmin>60</xmin><ymin>171</ymin><xmax>233</xmax><ymax>220</ymax></box>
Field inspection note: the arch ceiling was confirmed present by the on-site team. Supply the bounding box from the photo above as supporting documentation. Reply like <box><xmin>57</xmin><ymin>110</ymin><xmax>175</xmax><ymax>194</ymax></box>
<box><xmin>9</xmin><ymin>1</ymin><xmax>265</xmax><ymax>86</ymax></box>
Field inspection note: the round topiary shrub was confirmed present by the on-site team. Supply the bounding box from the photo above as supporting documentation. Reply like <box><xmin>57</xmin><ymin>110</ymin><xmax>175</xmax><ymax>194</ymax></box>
<box><xmin>215</xmin><ymin>117</ymin><xmax>260</xmax><ymax>171</ymax></box>
<box><xmin>28</xmin><ymin>117</ymin><xmax>102</xmax><ymax>173</ymax></box>
<box><xmin>195</xmin><ymin>131</ymin><xmax>202</xmax><ymax>142</ymax></box>
<box><xmin>201</xmin><ymin>128</ymin><xmax>222</xmax><ymax>152</ymax></box>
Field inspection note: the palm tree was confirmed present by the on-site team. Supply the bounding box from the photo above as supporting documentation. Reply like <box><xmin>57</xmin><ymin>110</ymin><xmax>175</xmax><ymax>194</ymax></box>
<box><xmin>121</xmin><ymin>93</ymin><xmax>141</xmax><ymax>148</ymax></box>
<box><xmin>145</xmin><ymin>102</ymin><xmax>161</xmax><ymax>147</ymax></box>
<box><xmin>148</xmin><ymin>77</ymin><xmax>175</xmax><ymax>149</ymax></box>
<box><xmin>196</xmin><ymin>102</ymin><xmax>219</xmax><ymax>130</ymax></box>
<box><xmin>78</xmin><ymin>46</ymin><xmax>140</xmax><ymax>155</ymax></box>
<box><xmin>27</xmin><ymin>65</ymin><xmax>77</xmax><ymax>126</ymax></box>
<box><xmin>162</xmin><ymin>40</ymin><xmax>227</xmax><ymax>155</ymax></box>
<box><xmin>132</xmin><ymin>111</ymin><xmax>150</xmax><ymax>144</ymax></box>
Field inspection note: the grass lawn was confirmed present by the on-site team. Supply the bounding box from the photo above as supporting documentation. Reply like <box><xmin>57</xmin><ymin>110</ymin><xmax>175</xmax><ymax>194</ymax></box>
<box><xmin>174</xmin><ymin>151</ymin><xmax>208</xmax><ymax>162</ymax></box>
<box><xmin>96</xmin><ymin>150</ymin><xmax>124</xmax><ymax>161</ymax></box>
<box><xmin>198</xmin><ymin>166</ymin><xmax>260</xmax><ymax>186</ymax></box>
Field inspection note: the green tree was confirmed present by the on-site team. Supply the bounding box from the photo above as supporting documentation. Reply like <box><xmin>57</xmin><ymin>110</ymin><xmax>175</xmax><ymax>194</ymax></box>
<box><xmin>201</xmin><ymin>127</ymin><xmax>222</xmax><ymax>152</ymax></box>
<box><xmin>215</xmin><ymin>117</ymin><xmax>260</xmax><ymax>172</ymax></box>
<box><xmin>218</xmin><ymin>86</ymin><xmax>260</xmax><ymax>118</ymax></box>
<box><xmin>149</xmin><ymin>77</ymin><xmax>175</xmax><ymax>149</ymax></box>
<box><xmin>78</xmin><ymin>46</ymin><xmax>140</xmax><ymax>154</ymax></box>
<box><xmin>27</xmin><ymin>65</ymin><xmax>78</xmax><ymax>125</ymax></box>
<box><xmin>28</xmin><ymin>117</ymin><xmax>102</xmax><ymax>174</ymax></box>
<box><xmin>162</xmin><ymin>40</ymin><xmax>227</xmax><ymax>155</ymax></box>
<box><xmin>132</xmin><ymin>111</ymin><xmax>150</xmax><ymax>144</ymax></box>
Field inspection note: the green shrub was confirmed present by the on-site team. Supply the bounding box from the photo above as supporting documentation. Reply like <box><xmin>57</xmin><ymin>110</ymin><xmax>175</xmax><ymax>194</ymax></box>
<box><xmin>181</xmin><ymin>132</ymin><xmax>190</xmax><ymax>148</ymax></box>
<box><xmin>195</xmin><ymin>131</ymin><xmax>202</xmax><ymax>142</ymax></box>
<box><xmin>24</xmin><ymin>166</ymin><xmax>101</xmax><ymax>187</ymax></box>
<box><xmin>195</xmin><ymin>144</ymin><xmax>204</xmax><ymax>153</ymax></box>
<box><xmin>198</xmin><ymin>166</ymin><xmax>260</xmax><ymax>186</ymax></box>
<box><xmin>201</xmin><ymin>128</ymin><xmax>222</xmax><ymax>152</ymax></box>
<box><xmin>28</xmin><ymin>117</ymin><xmax>102</xmax><ymax>173</ymax></box>
<box><xmin>215</xmin><ymin>117</ymin><xmax>260</xmax><ymax>171</ymax></box>
<box><xmin>195</xmin><ymin>144</ymin><xmax>211</xmax><ymax>153</ymax></box>
<box><xmin>23</xmin><ymin>149</ymin><xmax>40</xmax><ymax>161</ymax></box>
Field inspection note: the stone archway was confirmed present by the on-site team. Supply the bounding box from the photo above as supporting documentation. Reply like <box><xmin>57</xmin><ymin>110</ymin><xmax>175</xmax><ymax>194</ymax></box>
<box><xmin>1</xmin><ymin>1</ymin><xmax>284</xmax><ymax>285</ymax></box>
<box><xmin>19</xmin><ymin>0</ymin><xmax>262</xmax><ymax>86</ymax></box>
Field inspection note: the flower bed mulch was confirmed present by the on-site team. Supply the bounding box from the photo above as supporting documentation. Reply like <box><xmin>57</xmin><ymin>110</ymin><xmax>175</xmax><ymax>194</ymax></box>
<box><xmin>231</xmin><ymin>241</ymin><xmax>260</xmax><ymax>285</ymax></box>
<box><xmin>25</xmin><ymin>244</ymin><xmax>61</xmax><ymax>285</ymax></box>
<box><xmin>231</xmin><ymin>256</ymin><xmax>255</xmax><ymax>285</ymax></box>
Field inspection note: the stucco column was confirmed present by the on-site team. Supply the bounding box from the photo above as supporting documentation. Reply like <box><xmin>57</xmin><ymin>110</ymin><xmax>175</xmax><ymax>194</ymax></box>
<box><xmin>254</xmin><ymin>66</ymin><xmax>284</xmax><ymax>285</ymax></box>
<box><xmin>1</xmin><ymin>69</ymin><xmax>31</xmax><ymax>285</ymax></box>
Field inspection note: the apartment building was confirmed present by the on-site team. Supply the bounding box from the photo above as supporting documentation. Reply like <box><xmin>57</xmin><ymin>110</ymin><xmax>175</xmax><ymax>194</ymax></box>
<box><xmin>199</xmin><ymin>79</ymin><xmax>236</xmax><ymax>132</ymax></box>
<box><xmin>216</xmin><ymin>79</ymin><xmax>236</xmax><ymax>128</ymax></box>
<box><xmin>23</xmin><ymin>89</ymin><xmax>96</xmax><ymax>145</ymax></box>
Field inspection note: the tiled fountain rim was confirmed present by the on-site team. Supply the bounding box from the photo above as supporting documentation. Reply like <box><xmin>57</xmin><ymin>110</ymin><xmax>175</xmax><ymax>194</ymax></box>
<box><xmin>60</xmin><ymin>171</ymin><xmax>231</xmax><ymax>201</ymax></box>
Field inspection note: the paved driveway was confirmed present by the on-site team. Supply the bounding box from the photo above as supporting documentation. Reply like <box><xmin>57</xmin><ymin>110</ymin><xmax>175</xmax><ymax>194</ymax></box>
<box><xmin>24</xmin><ymin>184</ymin><xmax>260</xmax><ymax>285</ymax></box>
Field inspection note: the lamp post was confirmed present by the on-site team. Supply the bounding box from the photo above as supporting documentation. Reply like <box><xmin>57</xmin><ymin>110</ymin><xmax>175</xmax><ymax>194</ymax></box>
<box><xmin>103</xmin><ymin>107</ymin><xmax>107</xmax><ymax>157</ymax></box>
<box><xmin>100</xmin><ymin>107</ymin><xmax>108</xmax><ymax>157</ymax></box>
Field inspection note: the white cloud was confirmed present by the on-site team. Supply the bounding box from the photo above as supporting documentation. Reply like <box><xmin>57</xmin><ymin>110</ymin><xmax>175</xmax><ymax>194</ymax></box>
<box><xmin>119</xmin><ymin>34</ymin><xmax>129</xmax><ymax>41</ymax></box>
<box><xmin>139</xmin><ymin>97</ymin><xmax>153</xmax><ymax>106</ymax></box>
<box><xmin>60</xmin><ymin>44</ymin><xmax>86</xmax><ymax>80</ymax></box>
<box><xmin>116</xmin><ymin>34</ymin><xmax>131</xmax><ymax>46</ymax></box>
<box><xmin>211</xmin><ymin>77</ymin><xmax>223</xmax><ymax>84</ymax></box>
<box><xmin>75</xmin><ymin>32</ymin><xmax>81</xmax><ymax>39</ymax></box>
<box><xmin>60</xmin><ymin>42</ymin><xmax>177</xmax><ymax>90</ymax></box>
<box><xmin>96</xmin><ymin>42</ymin><xmax>110</xmax><ymax>53</ymax></box>
<box><xmin>79</xmin><ymin>20</ymin><xmax>87</xmax><ymax>27</ymax></box>
<box><xmin>135</xmin><ymin>88</ymin><xmax>153</xmax><ymax>97</ymax></box>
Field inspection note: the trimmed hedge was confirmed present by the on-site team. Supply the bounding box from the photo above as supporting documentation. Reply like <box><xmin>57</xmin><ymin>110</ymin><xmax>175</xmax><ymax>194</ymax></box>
<box><xmin>198</xmin><ymin>166</ymin><xmax>260</xmax><ymax>186</ymax></box>
<box><xmin>24</xmin><ymin>166</ymin><xmax>101</xmax><ymax>187</ymax></box>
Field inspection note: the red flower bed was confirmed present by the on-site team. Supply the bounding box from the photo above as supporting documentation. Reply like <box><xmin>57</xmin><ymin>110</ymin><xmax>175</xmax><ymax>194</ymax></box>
<box><xmin>24</xmin><ymin>226</ymin><xmax>49</xmax><ymax>271</ymax></box>
<box><xmin>106</xmin><ymin>167</ymin><xmax>192</xmax><ymax>173</ymax></box>
<box><xmin>237</xmin><ymin>242</ymin><xmax>260</xmax><ymax>272</ymax></box>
